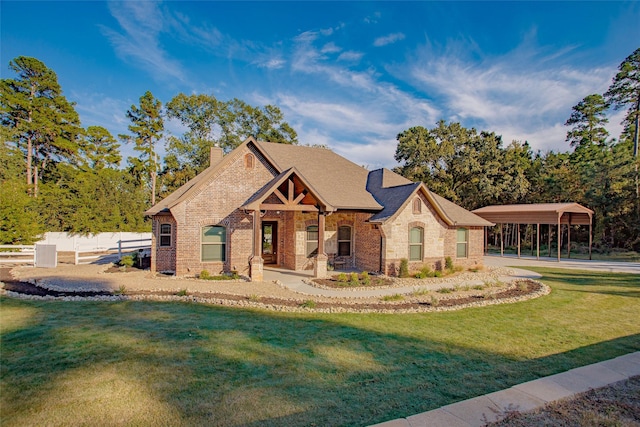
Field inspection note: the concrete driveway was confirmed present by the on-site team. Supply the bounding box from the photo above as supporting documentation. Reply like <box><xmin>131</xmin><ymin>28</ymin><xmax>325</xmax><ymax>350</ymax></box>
<box><xmin>484</xmin><ymin>254</ymin><xmax>640</xmax><ymax>274</ymax></box>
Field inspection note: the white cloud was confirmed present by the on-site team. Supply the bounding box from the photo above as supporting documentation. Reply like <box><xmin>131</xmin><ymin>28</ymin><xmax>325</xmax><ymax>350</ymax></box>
<box><xmin>321</xmin><ymin>42</ymin><xmax>341</xmax><ymax>54</ymax></box>
<box><xmin>337</xmin><ymin>51</ymin><xmax>364</xmax><ymax>62</ymax></box>
<box><xmin>373</xmin><ymin>32</ymin><xmax>405</xmax><ymax>47</ymax></box>
<box><xmin>257</xmin><ymin>58</ymin><xmax>286</xmax><ymax>69</ymax></box>
<box><xmin>404</xmin><ymin>41</ymin><xmax>619</xmax><ymax>152</ymax></box>
<box><xmin>102</xmin><ymin>1</ymin><xmax>185</xmax><ymax>82</ymax></box>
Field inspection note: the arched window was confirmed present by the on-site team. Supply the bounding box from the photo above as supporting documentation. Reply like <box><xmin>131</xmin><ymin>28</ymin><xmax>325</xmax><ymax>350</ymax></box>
<box><xmin>456</xmin><ymin>228</ymin><xmax>468</xmax><ymax>258</ymax></box>
<box><xmin>244</xmin><ymin>153</ymin><xmax>254</xmax><ymax>169</ymax></box>
<box><xmin>202</xmin><ymin>225</ymin><xmax>226</xmax><ymax>262</ymax></box>
<box><xmin>159</xmin><ymin>223</ymin><xmax>172</xmax><ymax>247</ymax></box>
<box><xmin>409</xmin><ymin>226</ymin><xmax>423</xmax><ymax>261</ymax></box>
<box><xmin>337</xmin><ymin>225</ymin><xmax>352</xmax><ymax>256</ymax></box>
<box><xmin>413</xmin><ymin>198</ymin><xmax>422</xmax><ymax>214</ymax></box>
<box><xmin>306</xmin><ymin>225</ymin><xmax>318</xmax><ymax>257</ymax></box>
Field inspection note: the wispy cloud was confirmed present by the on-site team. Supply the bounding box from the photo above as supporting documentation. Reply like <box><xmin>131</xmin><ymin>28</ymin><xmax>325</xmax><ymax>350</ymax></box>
<box><xmin>102</xmin><ymin>1</ymin><xmax>185</xmax><ymax>82</ymax></box>
<box><xmin>404</xmin><ymin>40</ymin><xmax>617</xmax><ymax>150</ymax></box>
<box><xmin>337</xmin><ymin>51</ymin><xmax>364</xmax><ymax>62</ymax></box>
<box><xmin>256</xmin><ymin>58</ymin><xmax>286</xmax><ymax>69</ymax></box>
<box><xmin>373</xmin><ymin>32</ymin><xmax>405</xmax><ymax>47</ymax></box>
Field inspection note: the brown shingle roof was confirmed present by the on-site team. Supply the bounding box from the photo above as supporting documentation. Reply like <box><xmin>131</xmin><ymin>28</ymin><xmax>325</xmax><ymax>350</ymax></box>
<box><xmin>255</xmin><ymin>141</ymin><xmax>382</xmax><ymax>210</ymax></box>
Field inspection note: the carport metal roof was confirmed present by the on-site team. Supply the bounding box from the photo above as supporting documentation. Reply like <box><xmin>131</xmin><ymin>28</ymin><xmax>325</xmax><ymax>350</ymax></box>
<box><xmin>472</xmin><ymin>203</ymin><xmax>594</xmax><ymax>261</ymax></box>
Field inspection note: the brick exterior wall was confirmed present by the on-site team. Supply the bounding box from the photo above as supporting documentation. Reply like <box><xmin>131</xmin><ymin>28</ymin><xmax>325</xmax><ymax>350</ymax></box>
<box><xmin>151</xmin><ymin>147</ymin><xmax>485</xmax><ymax>278</ymax></box>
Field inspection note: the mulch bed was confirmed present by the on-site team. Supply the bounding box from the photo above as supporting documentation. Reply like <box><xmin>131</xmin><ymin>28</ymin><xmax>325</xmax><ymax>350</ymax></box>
<box><xmin>1</xmin><ymin>267</ymin><xmax>543</xmax><ymax>310</ymax></box>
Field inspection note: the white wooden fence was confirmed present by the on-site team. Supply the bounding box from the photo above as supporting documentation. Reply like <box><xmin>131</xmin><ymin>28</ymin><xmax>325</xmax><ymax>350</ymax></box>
<box><xmin>0</xmin><ymin>245</ymin><xmax>36</xmax><ymax>265</ymax></box>
<box><xmin>74</xmin><ymin>237</ymin><xmax>152</xmax><ymax>265</ymax></box>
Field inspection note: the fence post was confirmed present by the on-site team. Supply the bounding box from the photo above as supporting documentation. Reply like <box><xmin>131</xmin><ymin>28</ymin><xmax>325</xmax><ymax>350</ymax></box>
<box><xmin>118</xmin><ymin>240</ymin><xmax>122</xmax><ymax>259</ymax></box>
<box><xmin>74</xmin><ymin>245</ymin><xmax>79</xmax><ymax>265</ymax></box>
<box><xmin>33</xmin><ymin>244</ymin><xmax>37</xmax><ymax>266</ymax></box>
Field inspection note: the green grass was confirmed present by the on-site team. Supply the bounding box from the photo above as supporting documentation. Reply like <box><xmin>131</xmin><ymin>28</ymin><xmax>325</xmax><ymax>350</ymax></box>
<box><xmin>1</xmin><ymin>268</ymin><xmax>639</xmax><ymax>426</ymax></box>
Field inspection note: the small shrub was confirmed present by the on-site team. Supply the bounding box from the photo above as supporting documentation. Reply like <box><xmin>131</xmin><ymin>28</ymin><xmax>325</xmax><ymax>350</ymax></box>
<box><xmin>445</xmin><ymin>256</ymin><xmax>454</xmax><ymax>271</ymax></box>
<box><xmin>360</xmin><ymin>271</ymin><xmax>370</xmax><ymax>285</ymax></box>
<box><xmin>415</xmin><ymin>265</ymin><xmax>432</xmax><ymax>279</ymax></box>
<box><xmin>473</xmin><ymin>284</ymin><xmax>486</xmax><ymax>290</ymax></box>
<box><xmin>249</xmin><ymin>294</ymin><xmax>261</xmax><ymax>302</ymax></box>
<box><xmin>300</xmin><ymin>300</ymin><xmax>317</xmax><ymax>308</ymax></box>
<box><xmin>337</xmin><ymin>273</ymin><xmax>349</xmax><ymax>283</ymax></box>
<box><xmin>327</xmin><ymin>264</ymin><xmax>334</xmax><ymax>271</ymax></box>
<box><xmin>437</xmin><ymin>287</ymin><xmax>452</xmax><ymax>294</ymax></box>
<box><xmin>433</xmin><ymin>271</ymin><xmax>442</xmax><ymax>278</ymax></box>
<box><xmin>517</xmin><ymin>281</ymin><xmax>529</xmax><ymax>291</ymax></box>
<box><xmin>349</xmin><ymin>272</ymin><xmax>360</xmax><ymax>286</ymax></box>
<box><xmin>200</xmin><ymin>270</ymin><xmax>212</xmax><ymax>280</ymax></box>
<box><xmin>382</xmin><ymin>293</ymin><xmax>404</xmax><ymax>301</ymax></box>
<box><xmin>430</xmin><ymin>295</ymin><xmax>440</xmax><ymax>306</ymax></box>
<box><xmin>175</xmin><ymin>288</ymin><xmax>188</xmax><ymax>296</ymax></box>
<box><xmin>119</xmin><ymin>256</ymin><xmax>134</xmax><ymax>270</ymax></box>
<box><xmin>399</xmin><ymin>258</ymin><xmax>410</xmax><ymax>278</ymax></box>
<box><xmin>411</xmin><ymin>288</ymin><xmax>430</xmax><ymax>297</ymax></box>
<box><xmin>114</xmin><ymin>284</ymin><xmax>127</xmax><ymax>295</ymax></box>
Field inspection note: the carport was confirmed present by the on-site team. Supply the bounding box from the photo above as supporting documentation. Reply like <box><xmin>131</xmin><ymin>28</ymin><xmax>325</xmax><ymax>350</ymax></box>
<box><xmin>472</xmin><ymin>203</ymin><xmax>594</xmax><ymax>261</ymax></box>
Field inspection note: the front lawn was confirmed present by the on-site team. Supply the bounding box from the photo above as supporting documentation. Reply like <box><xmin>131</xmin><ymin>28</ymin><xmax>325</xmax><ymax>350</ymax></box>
<box><xmin>1</xmin><ymin>268</ymin><xmax>639</xmax><ymax>426</ymax></box>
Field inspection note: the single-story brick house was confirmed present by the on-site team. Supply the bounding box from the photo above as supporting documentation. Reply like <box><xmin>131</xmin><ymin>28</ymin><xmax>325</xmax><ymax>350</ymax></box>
<box><xmin>145</xmin><ymin>137</ymin><xmax>493</xmax><ymax>280</ymax></box>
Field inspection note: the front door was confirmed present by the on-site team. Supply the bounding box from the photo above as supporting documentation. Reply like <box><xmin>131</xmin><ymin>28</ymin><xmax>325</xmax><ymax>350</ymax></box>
<box><xmin>262</xmin><ymin>222</ymin><xmax>278</xmax><ymax>265</ymax></box>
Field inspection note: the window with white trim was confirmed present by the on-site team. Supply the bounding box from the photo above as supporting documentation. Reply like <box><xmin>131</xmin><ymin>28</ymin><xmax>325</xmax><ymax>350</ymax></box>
<box><xmin>202</xmin><ymin>225</ymin><xmax>226</xmax><ymax>262</ymax></box>
<box><xmin>409</xmin><ymin>227</ymin><xmax>423</xmax><ymax>261</ymax></box>
<box><xmin>306</xmin><ymin>225</ymin><xmax>318</xmax><ymax>257</ymax></box>
<box><xmin>337</xmin><ymin>226</ymin><xmax>352</xmax><ymax>256</ymax></box>
<box><xmin>159</xmin><ymin>224</ymin><xmax>172</xmax><ymax>247</ymax></box>
<box><xmin>456</xmin><ymin>228</ymin><xmax>468</xmax><ymax>258</ymax></box>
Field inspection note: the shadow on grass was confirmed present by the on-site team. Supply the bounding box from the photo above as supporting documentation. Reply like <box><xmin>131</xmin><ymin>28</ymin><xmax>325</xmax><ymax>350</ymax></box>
<box><xmin>525</xmin><ymin>267</ymin><xmax>640</xmax><ymax>299</ymax></box>
<box><xmin>1</xmin><ymin>276</ymin><xmax>639</xmax><ymax>426</ymax></box>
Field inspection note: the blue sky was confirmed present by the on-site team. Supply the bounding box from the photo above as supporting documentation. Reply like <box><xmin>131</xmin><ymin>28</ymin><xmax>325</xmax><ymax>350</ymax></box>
<box><xmin>2</xmin><ymin>1</ymin><xmax>639</xmax><ymax>169</ymax></box>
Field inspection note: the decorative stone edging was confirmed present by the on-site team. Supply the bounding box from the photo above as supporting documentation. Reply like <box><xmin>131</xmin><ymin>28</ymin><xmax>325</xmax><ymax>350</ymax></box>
<box><xmin>0</xmin><ymin>279</ymin><xmax>550</xmax><ymax>314</ymax></box>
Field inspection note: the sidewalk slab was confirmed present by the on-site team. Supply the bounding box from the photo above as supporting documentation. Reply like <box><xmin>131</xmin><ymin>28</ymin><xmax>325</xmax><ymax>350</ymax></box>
<box><xmin>512</xmin><ymin>377</ymin><xmax>575</xmax><ymax>402</ymax></box>
<box><xmin>547</xmin><ymin>364</ymin><xmax>627</xmax><ymax>393</ymax></box>
<box><xmin>369</xmin><ymin>418</ymin><xmax>411</xmax><ymax>427</ymax></box>
<box><xmin>439</xmin><ymin>396</ymin><xmax>502</xmax><ymax>426</ymax></box>
<box><xmin>407</xmin><ymin>408</ymin><xmax>470</xmax><ymax>426</ymax></box>
<box><xmin>485</xmin><ymin>387</ymin><xmax>546</xmax><ymax>413</ymax></box>
<box><xmin>601</xmin><ymin>354</ymin><xmax>640</xmax><ymax>377</ymax></box>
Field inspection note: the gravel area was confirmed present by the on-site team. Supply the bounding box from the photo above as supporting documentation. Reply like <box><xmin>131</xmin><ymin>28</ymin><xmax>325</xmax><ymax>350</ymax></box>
<box><xmin>2</xmin><ymin>263</ymin><xmax>549</xmax><ymax>313</ymax></box>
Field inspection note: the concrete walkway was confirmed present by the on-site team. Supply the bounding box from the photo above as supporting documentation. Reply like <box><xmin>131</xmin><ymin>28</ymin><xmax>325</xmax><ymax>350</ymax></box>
<box><xmin>484</xmin><ymin>254</ymin><xmax>640</xmax><ymax>274</ymax></box>
<box><xmin>371</xmin><ymin>351</ymin><xmax>640</xmax><ymax>427</ymax></box>
<box><xmin>263</xmin><ymin>266</ymin><xmax>541</xmax><ymax>298</ymax></box>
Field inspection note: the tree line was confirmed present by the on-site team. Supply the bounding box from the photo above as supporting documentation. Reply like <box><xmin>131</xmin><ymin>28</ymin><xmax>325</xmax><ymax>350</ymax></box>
<box><xmin>1</xmin><ymin>56</ymin><xmax>297</xmax><ymax>244</ymax></box>
<box><xmin>394</xmin><ymin>48</ymin><xmax>639</xmax><ymax>251</ymax></box>
<box><xmin>2</xmin><ymin>48</ymin><xmax>638</xmax><ymax>251</ymax></box>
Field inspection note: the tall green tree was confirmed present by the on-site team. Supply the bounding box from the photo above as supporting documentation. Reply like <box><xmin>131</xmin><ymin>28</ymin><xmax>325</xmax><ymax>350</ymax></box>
<box><xmin>565</xmin><ymin>94</ymin><xmax>610</xmax><ymax>148</ymax></box>
<box><xmin>120</xmin><ymin>91</ymin><xmax>164</xmax><ymax>205</ymax></box>
<box><xmin>160</xmin><ymin>93</ymin><xmax>297</xmax><ymax>197</ymax></box>
<box><xmin>79</xmin><ymin>125</ymin><xmax>121</xmax><ymax>170</ymax></box>
<box><xmin>605</xmin><ymin>47</ymin><xmax>640</xmax><ymax>203</ymax></box>
<box><xmin>0</xmin><ymin>56</ymin><xmax>82</xmax><ymax>197</ymax></box>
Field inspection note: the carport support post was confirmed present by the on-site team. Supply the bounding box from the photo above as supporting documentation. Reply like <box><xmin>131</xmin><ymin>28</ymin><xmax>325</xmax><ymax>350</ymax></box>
<box><xmin>536</xmin><ymin>223</ymin><xmax>540</xmax><ymax>260</ymax></box>
<box><xmin>500</xmin><ymin>223</ymin><xmax>504</xmax><ymax>257</ymax></box>
<box><xmin>517</xmin><ymin>223</ymin><xmax>520</xmax><ymax>258</ymax></box>
<box><xmin>567</xmin><ymin>213</ymin><xmax>572</xmax><ymax>259</ymax></box>
<box><xmin>548</xmin><ymin>224</ymin><xmax>552</xmax><ymax>257</ymax></box>
<box><xmin>557</xmin><ymin>217</ymin><xmax>561</xmax><ymax>262</ymax></box>
<box><xmin>589</xmin><ymin>222</ymin><xmax>593</xmax><ymax>260</ymax></box>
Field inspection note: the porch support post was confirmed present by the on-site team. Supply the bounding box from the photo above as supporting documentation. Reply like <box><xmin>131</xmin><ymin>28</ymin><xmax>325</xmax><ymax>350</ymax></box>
<box><xmin>589</xmin><ymin>214</ymin><xmax>593</xmax><ymax>260</ymax></box>
<box><xmin>548</xmin><ymin>224</ymin><xmax>552</xmax><ymax>257</ymax></box>
<box><xmin>517</xmin><ymin>223</ymin><xmax>521</xmax><ymax>258</ymax></box>
<box><xmin>500</xmin><ymin>223</ymin><xmax>504</xmax><ymax>257</ymax></box>
<box><xmin>536</xmin><ymin>223</ymin><xmax>540</xmax><ymax>260</ymax></box>
<box><xmin>314</xmin><ymin>211</ymin><xmax>328</xmax><ymax>278</ymax></box>
<box><xmin>567</xmin><ymin>213</ymin><xmax>572</xmax><ymax>259</ymax></box>
<box><xmin>557</xmin><ymin>215</ymin><xmax>561</xmax><ymax>262</ymax></box>
<box><xmin>250</xmin><ymin>210</ymin><xmax>264</xmax><ymax>282</ymax></box>
<box><xmin>484</xmin><ymin>226</ymin><xmax>488</xmax><ymax>255</ymax></box>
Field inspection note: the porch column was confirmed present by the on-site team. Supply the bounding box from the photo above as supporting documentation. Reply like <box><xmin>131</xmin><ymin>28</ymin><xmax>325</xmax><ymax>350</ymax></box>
<box><xmin>557</xmin><ymin>215</ymin><xmax>561</xmax><ymax>262</ymax></box>
<box><xmin>314</xmin><ymin>211</ymin><xmax>328</xmax><ymax>278</ymax></box>
<box><xmin>517</xmin><ymin>224</ymin><xmax>521</xmax><ymax>258</ymax></box>
<box><xmin>250</xmin><ymin>210</ymin><xmax>264</xmax><ymax>282</ymax></box>
<box><xmin>589</xmin><ymin>214</ymin><xmax>593</xmax><ymax>260</ymax></box>
<box><xmin>567</xmin><ymin>213</ymin><xmax>572</xmax><ymax>259</ymax></box>
<box><xmin>500</xmin><ymin>223</ymin><xmax>504</xmax><ymax>257</ymax></box>
<box><xmin>536</xmin><ymin>223</ymin><xmax>540</xmax><ymax>260</ymax></box>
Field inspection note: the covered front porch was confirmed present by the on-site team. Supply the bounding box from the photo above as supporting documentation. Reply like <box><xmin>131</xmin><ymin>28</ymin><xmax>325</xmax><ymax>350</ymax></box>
<box><xmin>242</xmin><ymin>168</ymin><xmax>336</xmax><ymax>281</ymax></box>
